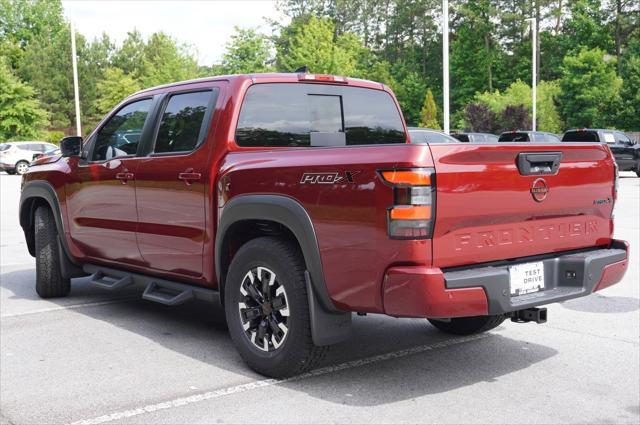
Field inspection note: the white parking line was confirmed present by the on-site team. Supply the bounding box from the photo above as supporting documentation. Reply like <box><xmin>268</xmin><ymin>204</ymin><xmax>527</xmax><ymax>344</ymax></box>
<box><xmin>69</xmin><ymin>333</ymin><xmax>492</xmax><ymax>425</ymax></box>
<box><xmin>0</xmin><ymin>298</ymin><xmax>138</xmax><ymax>319</ymax></box>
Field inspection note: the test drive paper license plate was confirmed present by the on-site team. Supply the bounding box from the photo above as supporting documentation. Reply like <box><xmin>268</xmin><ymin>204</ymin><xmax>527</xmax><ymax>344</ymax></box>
<box><xmin>509</xmin><ymin>261</ymin><xmax>545</xmax><ymax>296</ymax></box>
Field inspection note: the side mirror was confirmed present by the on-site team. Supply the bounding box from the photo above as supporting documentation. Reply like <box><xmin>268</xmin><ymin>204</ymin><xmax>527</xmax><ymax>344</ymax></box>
<box><xmin>60</xmin><ymin>136</ymin><xmax>83</xmax><ymax>157</ymax></box>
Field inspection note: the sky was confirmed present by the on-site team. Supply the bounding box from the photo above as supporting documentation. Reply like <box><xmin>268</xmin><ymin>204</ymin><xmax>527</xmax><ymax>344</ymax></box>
<box><xmin>62</xmin><ymin>0</ymin><xmax>288</xmax><ymax>65</ymax></box>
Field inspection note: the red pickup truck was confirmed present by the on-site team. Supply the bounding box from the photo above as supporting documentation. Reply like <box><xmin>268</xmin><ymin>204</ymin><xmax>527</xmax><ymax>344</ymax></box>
<box><xmin>20</xmin><ymin>73</ymin><xmax>629</xmax><ymax>378</ymax></box>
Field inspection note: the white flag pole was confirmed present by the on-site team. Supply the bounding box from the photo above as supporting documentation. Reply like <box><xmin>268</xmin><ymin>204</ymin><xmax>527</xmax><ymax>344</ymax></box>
<box><xmin>442</xmin><ymin>0</ymin><xmax>450</xmax><ymax>134</ymax></box>
<box><xmin>70</xmin><ymin>22</ymin><xmax>82</xmax><ymax>136</ymax></box>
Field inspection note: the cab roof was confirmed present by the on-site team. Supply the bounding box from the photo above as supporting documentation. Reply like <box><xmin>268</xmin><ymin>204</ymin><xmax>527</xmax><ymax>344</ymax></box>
<box><xmin>133</xmin><ymin>73</ymin><xmax>387</xmax><ymax>97</ymax></box>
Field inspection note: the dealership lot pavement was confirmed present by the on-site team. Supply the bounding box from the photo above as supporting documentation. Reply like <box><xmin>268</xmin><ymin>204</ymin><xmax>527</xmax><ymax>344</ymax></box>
<box><xmin>1</xmin><ymin>172</ymin><xmax>638</xmax><ymax>424</ymax></box>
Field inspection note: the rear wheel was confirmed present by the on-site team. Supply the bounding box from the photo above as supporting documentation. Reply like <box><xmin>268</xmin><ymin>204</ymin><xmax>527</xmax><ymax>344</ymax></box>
<box><xmin>15</xmin><ymin>160</ymin><xmax>29</xmax><ymax>175</ymax></box>
<box><xmin>34</xmin><ymin>206</ymin><xmax>71</xmax><ymax>298</ymax></box>
<box><xmin>225</xmin><ymin>237</ymin><xmax>326</xmax><ymax>378</ymax></box>
<box><xmin>428</xmin><ymin>315</ymin><xmax>506</xmax><ymax>335</ymax></box>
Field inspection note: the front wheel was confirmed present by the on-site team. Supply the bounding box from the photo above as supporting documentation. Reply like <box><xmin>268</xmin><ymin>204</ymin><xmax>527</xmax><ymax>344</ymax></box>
<box><xmin>428</xmin><ymin>315</ymin><xmax>506</xmax><ymax>335</ymax></box>
<box><xmin>34</xmin><ymin>206</ymin><xmax>71</xmax><ymax>298</ymax></box>
<box><xmin>225</xmin><ymin>237</ymin><xmax>326</xmax><ymax>378</ymax></box>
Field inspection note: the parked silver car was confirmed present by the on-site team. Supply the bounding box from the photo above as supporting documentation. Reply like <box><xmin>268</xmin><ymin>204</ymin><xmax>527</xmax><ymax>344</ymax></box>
<box><xmin>0</xmin><ymin>141</ymin><xmax>58</xmax><ymax>175</ymax></box>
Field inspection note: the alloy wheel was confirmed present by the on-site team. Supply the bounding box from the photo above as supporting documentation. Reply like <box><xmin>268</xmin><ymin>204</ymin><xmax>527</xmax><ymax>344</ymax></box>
<box><xmin>237</xmin><ymin>266</ymin><xmax>290</xmax><ymax>352</ymax></box>
<box><xmin>16</xmin><ymin>162</ymin><xmax>29</xmax><ymax>175</ymax></box>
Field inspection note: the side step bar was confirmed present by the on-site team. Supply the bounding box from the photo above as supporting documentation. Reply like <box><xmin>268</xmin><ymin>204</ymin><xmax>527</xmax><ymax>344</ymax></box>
<box><xmin>83</xmin><ymin>264</ymin><xmax>219</xmax><ymax>306</ymax></box>
<box><xmin>89</xmin><ymin>271</ymin><xmax>133</xmax><ymax>291</ymax></box>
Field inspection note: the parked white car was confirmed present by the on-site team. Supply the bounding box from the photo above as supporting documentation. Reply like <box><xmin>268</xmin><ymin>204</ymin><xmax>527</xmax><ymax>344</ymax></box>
<box><xmin>0</xmin><ymin>141</ymin><xmax>58</xmax><ymax>175</ymax></box>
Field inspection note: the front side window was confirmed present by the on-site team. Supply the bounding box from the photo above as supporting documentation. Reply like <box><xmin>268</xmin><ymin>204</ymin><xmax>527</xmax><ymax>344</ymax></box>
<box><xmin>154</xmin><ymin>90</ymin><xmax>214</xmax><ymax>154</ymax></box>
<box><xmin>615</xmin><ymin>132</ymin><xmax>630</xmax><ymax>144</ymax></box>
<box><xmin>235</xmin><ymin>83</ymin><xmax>405</xmax><ymax>147</ymax></box>
<box><xmin>92</xmin><ymin>99</ymin><xmax>152</xmax><ymax>161</ymax></box>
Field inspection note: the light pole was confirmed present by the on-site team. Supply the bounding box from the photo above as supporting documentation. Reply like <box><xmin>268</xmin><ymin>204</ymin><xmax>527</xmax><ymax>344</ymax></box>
<box><xmin>70</xmin><ymin>22</ymin><xmax>82</xmax><ymax>136</ymax></box>
<box><xmin>526</xmin><ymin>17</ymin><xmax>537</xmax><ymax>131</ymax></box>
<box><xmin>442</xmin><ymin>0</ymin><xmax>449</xmax><ymax>134</ymax></box>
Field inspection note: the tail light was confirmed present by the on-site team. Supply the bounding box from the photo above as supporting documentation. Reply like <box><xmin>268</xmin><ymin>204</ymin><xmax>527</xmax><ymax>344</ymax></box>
<box><xmin>380</xmin><ymin>168</ymin><xmax>435</xmax><ymax>239</ymax></box>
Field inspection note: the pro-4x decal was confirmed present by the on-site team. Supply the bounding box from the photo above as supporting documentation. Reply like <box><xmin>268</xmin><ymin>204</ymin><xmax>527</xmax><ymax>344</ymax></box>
<box><xmin>300</xmin><ymin>171</ymin><xmax>361</xmax><ymax>184</ymax></box>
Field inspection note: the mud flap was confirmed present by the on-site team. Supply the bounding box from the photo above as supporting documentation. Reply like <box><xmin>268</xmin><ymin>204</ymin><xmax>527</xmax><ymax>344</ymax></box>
<box><xmin>57</xmin><ymin>236</ymin><xmax>85</xmax><ymax>280</ymax></box>
<box><xmin>305</xmin><ymin>271</ymin><xmax>352</xmax><ymax>346</ymax></box>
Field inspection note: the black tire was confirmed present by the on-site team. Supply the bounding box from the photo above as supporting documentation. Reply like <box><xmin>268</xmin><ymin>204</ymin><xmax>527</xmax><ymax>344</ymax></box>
<box><xmin>15</xmin><ymin>160</ymin><xmax>29</xmax><ymax>175</ymax></box>
<box><xmin>34</xmin><ymin>206</ymin><xmax>71</xmax><ymax>298</ymax></box>
<box><xmin>225</xmin><ymin>237</ymin><xmax>326</xmax><ymax>378</ymax></box>
<box><xmin>428</xmin><ymin>314</ymin><xmax>506</xmax><ymax>335</ymax></box>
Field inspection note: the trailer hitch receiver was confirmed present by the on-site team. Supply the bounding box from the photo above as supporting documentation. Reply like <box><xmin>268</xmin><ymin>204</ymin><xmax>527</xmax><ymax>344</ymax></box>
<box><xmin>511</xmin><ymin>307</ymin><xmax>547</xmax><ymax>324</ymax></box>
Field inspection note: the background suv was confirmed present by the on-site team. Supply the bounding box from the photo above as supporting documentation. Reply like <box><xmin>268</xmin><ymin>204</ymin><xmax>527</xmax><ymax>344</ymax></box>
<box><xmin>0</xmin><ymin>141</ymin><xmax>58</xmax><ymax>175</ymax></box>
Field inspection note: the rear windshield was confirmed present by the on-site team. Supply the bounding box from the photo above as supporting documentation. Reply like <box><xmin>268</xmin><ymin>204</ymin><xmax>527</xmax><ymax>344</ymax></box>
<box><xmin>562</xmin><ymin>131</ymin><xmax>599</xmax><ymax>142</ymax></box>
<box><xmin>498</xmin><ymin>132</ymin><xmax>530</xmax><ymax>142</ymax></box>
<box><xmin>235</xmin><ymin>83</ymin><xmax>406</xmax><ymax>147</ymax></box>
<box><xmin>451</xmin><ymin>134</ymin><xmax>469</xmax><ymax>142</ymax></box>
<box><xmin>0</xmin><ymin>144</ymin><xmax>11</xmax><ymax>151</ymax></box>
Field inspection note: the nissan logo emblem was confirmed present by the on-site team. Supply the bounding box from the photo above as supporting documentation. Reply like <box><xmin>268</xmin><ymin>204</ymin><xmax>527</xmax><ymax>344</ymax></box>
<box><xmin>531</xmin><ymin>178</ymin><xmax>549</xmax><ymax>202</ymax></box>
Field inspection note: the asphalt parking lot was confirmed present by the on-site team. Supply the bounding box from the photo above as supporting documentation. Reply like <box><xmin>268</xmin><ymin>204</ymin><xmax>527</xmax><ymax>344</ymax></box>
<box><xmin>1</xmin><ymin>172</ymin><xmax>638</xmax><ymax>425</ymax></box>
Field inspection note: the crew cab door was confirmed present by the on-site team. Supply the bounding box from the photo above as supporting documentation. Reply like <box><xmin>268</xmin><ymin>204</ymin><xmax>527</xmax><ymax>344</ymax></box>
<box><xmin>66</xmin><ymin>97</ymin><xmax>155</xmax><ymax>265</ymax></box>
<box><xmin>610</xmin><ymin>131</ymin><xmax>636</xmax><ymax>170</ymax></box>
<box><xmin>134</xmin><ymin>87</ymin><xmax>220</xmax><ymax>278</ymax></box>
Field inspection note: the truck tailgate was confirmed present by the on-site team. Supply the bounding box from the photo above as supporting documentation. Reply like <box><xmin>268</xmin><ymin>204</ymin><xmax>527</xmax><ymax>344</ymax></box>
<box><xmin>428</xmin><ymin>143</ymin><xmax>616</xmax><ymax>268</ymax></box>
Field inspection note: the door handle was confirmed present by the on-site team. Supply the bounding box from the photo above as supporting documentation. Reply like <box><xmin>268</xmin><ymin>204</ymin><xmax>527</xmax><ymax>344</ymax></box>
<box><xmin>115</xmin><ymin>172</ymin><xmax>134</xmax><ymax>183</ymax></box>
<box><xmin>178</xmin><ymin>171</ymin><xmax>201</xmax><ymax>185</ymax></box>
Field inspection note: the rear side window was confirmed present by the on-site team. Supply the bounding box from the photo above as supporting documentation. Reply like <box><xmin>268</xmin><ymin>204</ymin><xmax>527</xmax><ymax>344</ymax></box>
<box><xmin>561</xmin><ymin>131</ymin><xmax>598</xmax><ymax>142</ymax></box>
<box><xmin>0</xmin><ymin>144</ymin><xmax>10</xmax><ymax>151</ymax></box>
<box><xmin>154</xmin><ymin>90</ymin><xmax>216</xmax><ymax>154</ymax></box>
<box><xmin>499</xmin><ymin>132</ymin><xmax>530</xmax><ymax>142</ymax></box>
<box><xmin>235</xmin><ymin>83</ymin><xmax>405</xmax><ymax>147</ymax></box>
<box><xmin>615</xmin><ymin>132</ymin><xmax>630</xmax><ymax>144</ymax></box>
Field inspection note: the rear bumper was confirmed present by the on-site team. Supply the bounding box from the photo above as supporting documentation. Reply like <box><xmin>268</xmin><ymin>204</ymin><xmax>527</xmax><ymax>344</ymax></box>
<box><xmin>383</xmin><ymin>240</ymin><xmax>629</xmax><ymax>318</ymax></box>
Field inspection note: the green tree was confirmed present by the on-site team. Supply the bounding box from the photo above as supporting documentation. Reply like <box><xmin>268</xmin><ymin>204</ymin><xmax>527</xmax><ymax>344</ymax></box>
<box><xmin>450</xmin><ymin>0</ymin><xmax>502</xmax><ymax>108</ymax></box>
<box><xmin>615</xmin><ymin>39</ymin><xmax>640</xmax><ymax>130</ymax></box>
<box><xmin>139</xmin><ymin>32</ymin><xmax>200</xmax><ymax>88</ymax></box>
<box><xmin>18</xmin><ymin>26</ymin><xmax>75</xmax><ymax>128</ymax></box>
<box><xmin>558</xmin><ymin>48</ymin><xmax>622</xmax><ymax>128</ymax></box>
<box><xmin>276</xmin><ymin>16</ymin><xmax>358</xmax><ymax>74</ymax></box>
<box><xmin>220</xmin><ymin>27</ymin><xmax>273</xmax><ymax>74</ymax></box>
<box><xmin>0</xmin><ymin>61</ymin><xmax>48</xmax><ymax>140</ymax></box>
<box><xmin>0</xmin><ymin>0</ymin><xmax>65</xmax><ymax>69</ymax></box>
<box><xmin>95</xmin><ymin>68</ymin><xmax>141</xmax><ymax>115</ymax></box>
<box><xmin>419</xmin><ymin>89</ymin><xmax>440</xmax><ymax>129</ymax></box>
<box><xmin>393</xmin><ymin>71</ymin><xmax>427</xmax><ymax>126</ymax></box>
<box><xmin>475</xmin><ymin>80</ymin><xmax>563</xmax><ymax>133</ymax></box>
<box><xmin>111</xmin><ymin>30</ymin><xmax>147</xmax><ymax>78</ymax></box>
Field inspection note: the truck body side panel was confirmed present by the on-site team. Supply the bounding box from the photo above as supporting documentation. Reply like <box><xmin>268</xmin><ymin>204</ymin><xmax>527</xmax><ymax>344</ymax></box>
<box><xmin>219</xmin><ymin>144</ymin><xmax>434</xmax><ymax>312</ymax></box>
